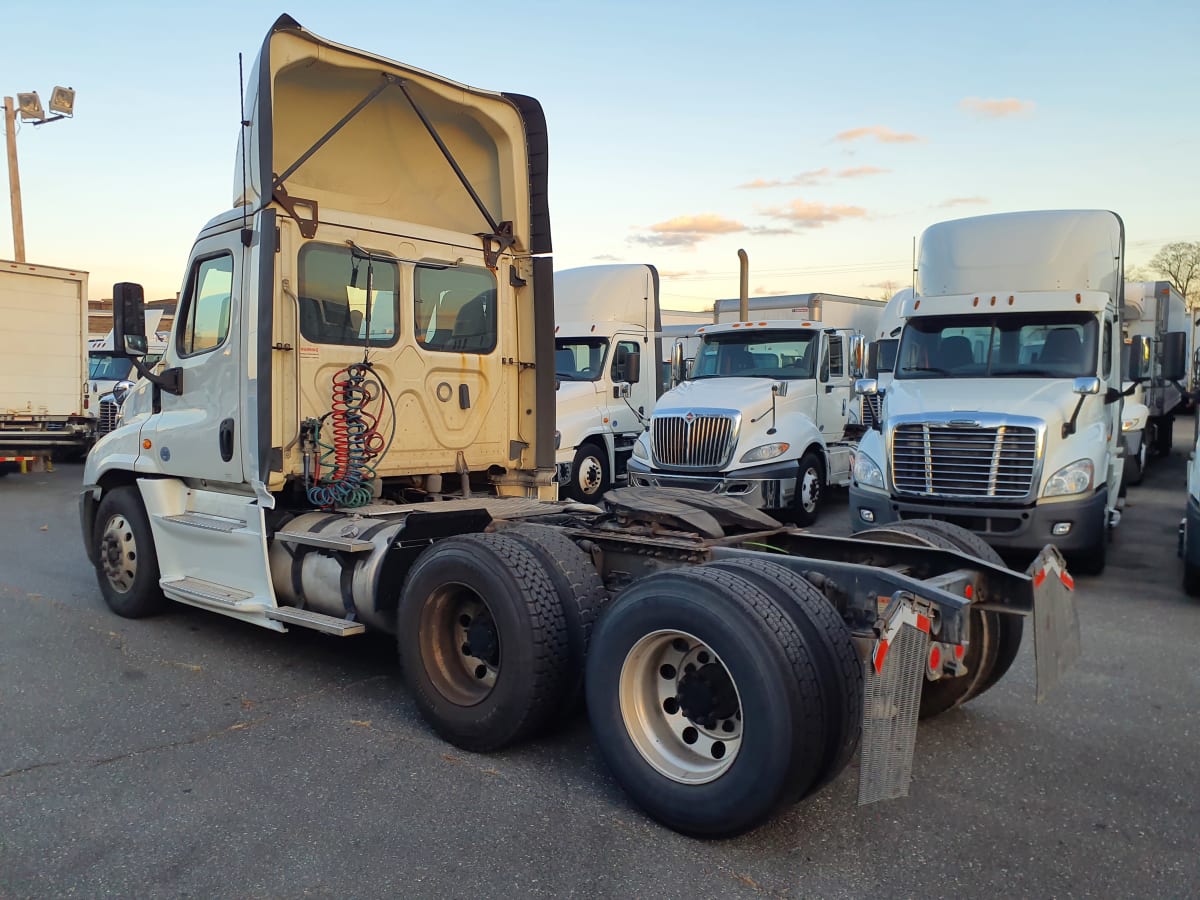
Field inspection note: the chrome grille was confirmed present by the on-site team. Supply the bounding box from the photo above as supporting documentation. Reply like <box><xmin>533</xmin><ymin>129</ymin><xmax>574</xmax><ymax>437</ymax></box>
<box><xmin>652</xmin><ymin>413</ymin><xmax>737</xmax><ymax>470</ymax></box>
<box><xmin>98</xmin><ymin>399</ymin><xmax>121</xmax><ymax>436</ymax></box>
<box><xmin>891</xmin><ymin>423</ymin><xmax>1038</xmax><ymax>499</ymax></box>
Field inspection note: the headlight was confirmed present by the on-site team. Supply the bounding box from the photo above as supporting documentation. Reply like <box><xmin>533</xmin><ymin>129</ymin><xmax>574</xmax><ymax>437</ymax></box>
<box><xmin>853</xmin><ymin>451</ymin><xmax>885</xmax><ymax>489</ymax></box>
<box><xmin>1043</xmin><ymin>458</ymin><xmax>1094</xmax><ymax>497</ymax></box>
<box><xmin>554</xmin><ymin>430</ymin><xmax>561</xmax><ymax>450</ymax></box>
<box><xmin>632</xmin><ymin>437</ymin><xmax>648</xmax><ymax>460</ymax></box>
<box><xmin>739</xmin><ymin>442</ymin><xmax>790</xmax><ymax>464</ymax></box>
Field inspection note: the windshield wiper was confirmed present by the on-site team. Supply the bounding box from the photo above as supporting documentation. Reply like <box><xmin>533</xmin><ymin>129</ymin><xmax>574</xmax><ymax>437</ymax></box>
<box><xmin>991</xmin><ymin>368</ymin><xmax>1059</xmax><ymax>378</ymax></box>
<box><xmin>901</xmin><ymin>365</ymin><xmax>950</xmax><ymax>375</ymax></box>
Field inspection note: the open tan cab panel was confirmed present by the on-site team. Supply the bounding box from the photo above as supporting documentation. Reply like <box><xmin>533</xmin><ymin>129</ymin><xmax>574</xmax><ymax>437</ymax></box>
<box><xmin>236</xmin><ymin>14</ymin><xmax>550</xmax><ymax>256</ymax></box>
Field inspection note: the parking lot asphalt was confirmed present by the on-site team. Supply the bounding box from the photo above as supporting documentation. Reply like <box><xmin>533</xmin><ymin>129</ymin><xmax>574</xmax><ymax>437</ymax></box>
<box><xmin>1</xmin><ymin>427</ymin><xmax>1198</xmax><ymax>899</ymax></box>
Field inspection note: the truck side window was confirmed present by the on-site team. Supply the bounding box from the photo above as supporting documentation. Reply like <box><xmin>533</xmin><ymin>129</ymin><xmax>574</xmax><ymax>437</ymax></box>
<box><xmin>298</xmin><ymin>243</ymin><xmax>400</xmax><ymax>347</ymax></box>
<box><xmin>828</xmin><ymin>336</ymin><xmax>844</xmax><ymax>379</ymax></box>
<box><xmin>1103</xmin><ymin>320</ymin><xmax>1112</xmax><ymax>378</ymax></box>
<box><xmin>415</xmin><ymin>265</ymin><xmax>497</xmax><ymax>354</ymax></box>
<box><xmin>178</xmin><ymin>254</ymin><xmax>234</xmax><ymax>356</ymax></box>
<box><xmin>611</xmin><ymin>340</ymin><xmax>639</xmax><ymax>380</ymax></box>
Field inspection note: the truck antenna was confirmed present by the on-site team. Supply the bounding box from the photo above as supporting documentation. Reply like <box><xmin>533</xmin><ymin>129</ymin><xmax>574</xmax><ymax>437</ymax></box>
<box><xmin>911</xmin><ymin>235</ymin><xmax>917</xmax><ymax>294</ymax></box>
<box><xmin>238</xmin><ymin>53</ymin><xmax>251</xmax><ymax>244</ymax></box>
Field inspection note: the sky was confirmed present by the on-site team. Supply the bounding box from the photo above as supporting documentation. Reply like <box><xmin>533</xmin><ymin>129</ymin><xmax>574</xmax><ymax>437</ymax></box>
<box><xmin>3</xmin><ymin>0</ymin><xmax>1198</xmax><ymax>312</ymax></box>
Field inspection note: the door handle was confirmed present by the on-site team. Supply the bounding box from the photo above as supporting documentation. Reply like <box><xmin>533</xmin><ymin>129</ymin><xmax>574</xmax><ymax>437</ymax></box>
<box><xmin>219</xmin><ymin>418</ymin><xmax>235</xmax><ymax>462</ymax></box>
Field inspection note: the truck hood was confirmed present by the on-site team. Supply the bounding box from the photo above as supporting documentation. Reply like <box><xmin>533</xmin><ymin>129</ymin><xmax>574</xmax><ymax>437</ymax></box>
<box><xmin>886</xmin><ymin>378</ymin><xmax>1084</xmax><ymax>424</ymax></box>
<box><xmin>234</xmin><ymin>15</ymin><xmax>548</xmax><ymax>254</ymax></box>
<box><xmin>655</xmin><ymin>378</ymin><xmax>808</xmax><ymax>417</ymax></box>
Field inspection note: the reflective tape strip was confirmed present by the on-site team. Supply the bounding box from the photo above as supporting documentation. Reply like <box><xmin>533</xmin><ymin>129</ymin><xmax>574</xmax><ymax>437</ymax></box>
<box><xmin>1033</xmin><ymin>569</ymin><xmax>1047</xmax><ymax>587</ymax></box>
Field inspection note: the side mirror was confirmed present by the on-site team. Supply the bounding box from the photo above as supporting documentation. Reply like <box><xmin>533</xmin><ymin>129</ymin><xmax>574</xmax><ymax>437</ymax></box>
<box><xmin>847</xmin><ymin>334</ymin><xmax>867</xmax><ymax>379</ymax></box>
<box><xmin>1127</xmin><ymin>335</ymin><xmax>1151</xmax><ymax>383</ymax></box>
<box><xmin>112</xmin><ymin>282</ymin><xmax>148</xmax><ymax>358</ymax></box>
<box><xmin>1162</xmin><ymin>331</ymin><xmax>1187</xmax><ymax>381</ymax></box>
<box><xmin>624</xmin><ymin>350</ymin><xmax>641</xmax><ymax>384</ymax></box>
<box><xmin>855</xmin><ymin>378</ymin><xmax>879</xmax><ymax>396</ymax></box>
<box><xmin>865</xmin><ymin>343</ymin><xmax>881</xmax><ymax>380</ymax></box>
<box><xmin>1072</xmin><ymin>376</ymin><xmax>1101</xmax><ymax>396</ymax></box>
<box><xmin>670</xmin><ymin>341</ymin><xmax>685</xmax><ymax>387</ymax></box>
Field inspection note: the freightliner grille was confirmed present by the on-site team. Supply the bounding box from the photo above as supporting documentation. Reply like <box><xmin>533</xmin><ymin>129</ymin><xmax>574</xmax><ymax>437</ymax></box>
<box><xmin>891</xmin><ymin>423</ymin><xmax>1038</xmax><ymax>499</ymax></box>
<box><xmin>652</xmin><ymin>414</ymin><xmax>737</xmax><ymax>469</ymax></box>
<box><xmin>98</xmin><ymin>399</ymin><xmax>121</xmax><ymax>436</ymax></box>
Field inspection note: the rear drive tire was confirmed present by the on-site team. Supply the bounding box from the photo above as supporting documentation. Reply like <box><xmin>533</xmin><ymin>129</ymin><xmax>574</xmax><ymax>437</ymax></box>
<box><xmin>586</xmin><ymin>567</ymin><xmax>827</xmax><ymax>837</ymax></box>
<box><xmin>857</xmin><ymin>520</ymin><xmax>1001</xmax><ymax>719</ymax></box>
<box><xmin>703</xmin><ymin>558</ymin><xmax>862</xmax><ymax>793</ymax></box>
<box><xmin>93</xmin><ymin>486</ymin><xmax>167</xmax><ymax>618</ymax></box>
<box><xmin>791</xmin><ymin>450</ymin><xmax>825</xmax><ymax>527</ymax></box>
<box><xmin>496</xmin><ymin>523</ymin><xmax>609</xmax><ymax>714</ymax></box>
<box><xmin>397</xmin><ymin>533</ymin><xmax>571</xmax><ymax>752</ymax></box>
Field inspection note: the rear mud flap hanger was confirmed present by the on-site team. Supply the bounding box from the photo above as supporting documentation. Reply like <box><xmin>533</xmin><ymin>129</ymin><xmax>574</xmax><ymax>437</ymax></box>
<box><xmin>268</xmin><ymin>72</ymin><xmax>515</xmax><ymax>268</ymax></box>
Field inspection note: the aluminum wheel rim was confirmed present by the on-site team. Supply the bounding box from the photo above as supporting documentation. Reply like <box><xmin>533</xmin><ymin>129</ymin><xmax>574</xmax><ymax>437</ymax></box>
<box><xmin>418</xmin><ymin>585</ymin><xmax>500</xmax><ymax>707</ymax></box>
<box><xmin>800</xmin><ymin>466</ymin><xmax>821</xmax><ymax>513</ymax></box>
<box><xmin>99</xmin><ymin>513</ymin><xmax>138</xmax><ymax>593</ymax></box>
<box><xmin>577</xmin><ymin>453</ymin><xmax>604</xmax><ymax>496</ymax></box>
<box><xmin>619</xmin><ymin>629</ymin><xmax>743</xmax><ymax>784</ymax></box>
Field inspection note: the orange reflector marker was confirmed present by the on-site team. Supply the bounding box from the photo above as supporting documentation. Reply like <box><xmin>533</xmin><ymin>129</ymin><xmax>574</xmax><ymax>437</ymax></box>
<box><xmin>1008</xmin><ymin>296</ymin><xmax>1015</xmax><ymax>305</ymax></box>
<box><xmin>915</xmin><ymin>613</ymin><xmax>931</xmax><ymax>633</ymax></box>
<box><xmin>758</xmin><ymin>321</ymin><xmax>767</xmax><ymax>326</ymax></box>
<box><xmin>1033</xmin><ymin>569</ymin><xmax>1046</xmax><ymax>587</ymax></box>
<box><xmin>929</xmin><ymin>645</ymin><xmax>941</xmax><ymax>671</ymax></box>
<box><xmin>914</xmin><ymin>300</ymin><xmax>921</xmax><ymax>310</ymax></box>
<box><xmin>955</xmin><ymin>644</ymin><xmax>965</xmax><ymax>659</ymax></box>
<box><xmin>1061</xmin><ymin>571</ymin><xmax>1075</xmax><ymax>591</ymax></box>
<box><xmin>972</xmin><ymin>298</ymin><xmax>979</xmax><ymax>307</ymax></box>
<box><xmin>964</xmin><ymin>583</ymin><xmax>973</xmax><ymax>599</ymax></box>
<box><xmin>872</xmin><ymin>639</ymin><xmax>890</xmax><ymax>674</ymax></box>
<box><xmin>990</xmin><ymin>296</ymin><xmax>997</xmax><ymax>306</ymax></box>
<box><xmin>1075</xmin><ymin>293</ymin><xmax>1082</xmax><ymax>304</ymax></box>
<box><xmin>142</xmin><ymin>439</ymin><xmax>152</xmax><ymax>450</ymax></box>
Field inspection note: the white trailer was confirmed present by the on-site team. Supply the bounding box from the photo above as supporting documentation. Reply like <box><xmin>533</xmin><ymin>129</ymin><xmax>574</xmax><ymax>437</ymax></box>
<box><xmin>553</xmin><ymin>264</ymin><xmax>661</xmax><ymax>501</ymax></box>
<box><xmin>714</xmin><ymin>292</ymin><xmax>885</xmax><ymax>335</ymax></box>
<box><xmin>80</xmin><ymin>15</ymin><xmax>1079</xmax><ymax>839</ymax></box>
<box><xmin>0</xmin><ymin>261</ymin><xmax>91</xmax><ymax>470</ymax></box>
<box><xmin>852</xmin><ymin>210</ymin><xmax>1131</xmax><ymax>574</ymax></box>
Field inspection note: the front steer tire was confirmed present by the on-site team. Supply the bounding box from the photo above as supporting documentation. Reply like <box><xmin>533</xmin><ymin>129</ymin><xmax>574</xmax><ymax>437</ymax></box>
<box><xmin>397</xmin><ymin>533</ymin><xmax>571</xmax><ymax>753</ymax></box>
<box><xmin>93</xmin><ymin>486</ymin><xmax>167</xmax><ymax>619</ymax></box>
<box><xmin>586</xmin><ymin>567</ymin><xmax>827</xmax><ymax>837</ymax></box>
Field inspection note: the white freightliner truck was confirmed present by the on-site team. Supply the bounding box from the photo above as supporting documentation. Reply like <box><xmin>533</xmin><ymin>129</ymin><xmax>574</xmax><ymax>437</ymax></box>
<box><xmin>851</xmin><ymin>210</ymin><xmax>1138</xmax><ymax>574</ymax></box>
<box><xmin>553</xmin><ymin>264</ymin><xmax>661</xmax><ymax>502</ymax></box>
<box><xmin>627</xmin><ymin>306</ymin><xmax>878</xmax><ymax>524</ymax></box>
<box><xmin>1121</xmin><ymin>280</ymin><xmax>1189</xmax><ymax>459</ymax></box>
<box><xmin>81</xmin><ymin>16</ymin><xmax>1080</xmax><ymax>838</ymax></box>
<box><xmin>0</xmin><ymin>260</ymin><xmax>92</xmax><ymax>472</ymax></box>
<box><xmin>87</xmin><ymin>319</ymin><xmax>169</xmax><ymax>438</ymax></box>
<box><xmin>860</xmin><ymin>288</ymin><xmax>909</xmax><ymax>430</ymax></box>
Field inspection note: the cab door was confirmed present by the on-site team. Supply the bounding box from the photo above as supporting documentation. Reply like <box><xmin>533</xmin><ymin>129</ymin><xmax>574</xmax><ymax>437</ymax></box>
<box><xmin>142</xmin><ymin>229</ymin><xmax>244</xmax><ymax>484</ymax></box>
<box><xmin>816</xmin><ymin>333</ymin><xmax>851</xmax><ymax>438</ymax></box>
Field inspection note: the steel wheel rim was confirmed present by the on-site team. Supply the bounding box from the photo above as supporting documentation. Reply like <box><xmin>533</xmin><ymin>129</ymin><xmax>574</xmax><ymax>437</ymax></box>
<box><xmin>577</xmin><ymin>453</ymin><xmax>604</xmax><ymax>496</ymax></box>
<box><xmin>619</xmin><ymin>629</ymin><xmax>743</xmax><ymax>784</ymax></box>
<box><xmin>99</xmin><ymin>513</ymin><xmax>138</xmax><ymax>593</ymax></box>
<box><xmin>418</xmin><ymin>584</ymin><xmax>500</xmax><ymax>706</ymax></box>
<box><xmin>801</xmin><ymin>466</ymin><xmax>821</xmax><ymax>513</ymax></box>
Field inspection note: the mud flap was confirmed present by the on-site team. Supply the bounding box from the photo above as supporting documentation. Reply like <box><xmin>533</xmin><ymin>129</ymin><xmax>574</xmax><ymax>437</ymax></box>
<box><xmin>858</xmin><ymin>597</ymin><xmax>930</xmax><ymax>805</ymax></box>
<box><xmin>1028</xmin><ymin>545</ymin><xmax>1081</xmax><ymax>702</ymax></box>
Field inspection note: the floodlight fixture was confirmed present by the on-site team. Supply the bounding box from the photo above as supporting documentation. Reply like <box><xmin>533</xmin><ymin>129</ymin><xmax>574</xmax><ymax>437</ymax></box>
<box><xmin>16</xmin><ymin>91</ymin><xmax>44</xmax><ymax>121</ymax></box>
<box><xmin>48</xmin><ymin>86</ymin><xmax>75</xmax><ymax>117</ymax></box>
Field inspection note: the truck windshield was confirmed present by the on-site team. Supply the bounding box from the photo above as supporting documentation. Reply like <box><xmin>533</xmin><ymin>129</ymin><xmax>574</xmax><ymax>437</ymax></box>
<box><xmin>88</xmin><ymin>354</ymin><xmax>134</xmax><ymax>381</ymax></box>
<box><xmin>555</xmin><ymin>337</ymin><xmax>609</xmax><ymax>381</ymax></box>
<box><xmin>690</xmin><ymin>330</ymin><xmax>818</xmax><ymax>380</ymax></box>
<box><xmin>896</xmin><ymin>313</ymin><xmax>1098</xmax><ymax>379</ymax></box>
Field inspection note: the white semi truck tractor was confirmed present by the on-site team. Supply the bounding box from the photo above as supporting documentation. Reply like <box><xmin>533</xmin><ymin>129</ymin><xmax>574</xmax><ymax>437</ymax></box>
<box><xmin>81</xmin><ymin>16</ymin><xmax>1080</xmax><ymax>838</ymax></box>
<box><xmin>851</xmin><ymin>210</ymin><xmax>1139</xmax><ymax>574</ymax></box>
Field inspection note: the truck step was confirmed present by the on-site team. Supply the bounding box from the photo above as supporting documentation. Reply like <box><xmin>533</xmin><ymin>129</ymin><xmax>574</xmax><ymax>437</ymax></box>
<box><xmin>273</xmin><ymin>529</ymin><xmax>375</xmax><ymax>553</ymax></box>
<box><xmin>161</xmin><ymin>576</ymin><xmax>257</xmax><ymax>608</ymax></box>
<box><xmin>161</xmin><ymin>512</ymin><xmax>247</xmax><ymax>533</ymax></box>
<box><xmin>265</xmin><ymin>606</ymin><xmax>366</xmax><ymax>636</ymax></box>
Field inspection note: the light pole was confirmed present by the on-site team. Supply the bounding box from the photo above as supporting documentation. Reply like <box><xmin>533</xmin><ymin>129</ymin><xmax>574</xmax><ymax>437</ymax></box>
<box><xmin>3</xmin><ymin>86</ymin><xmax>75</xmax><ymax>263</ymax></box>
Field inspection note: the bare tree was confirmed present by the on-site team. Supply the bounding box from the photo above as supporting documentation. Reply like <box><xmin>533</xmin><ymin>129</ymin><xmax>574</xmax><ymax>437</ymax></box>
<box><xmin>876</xmin><ymin>279</ymin><xmax>900</xmax><ymax>302</ymax></box>
<box><xmin>1149</xmin><ymin>242</ymin><xmax>1200</xmax><ymax>306</ymax></box>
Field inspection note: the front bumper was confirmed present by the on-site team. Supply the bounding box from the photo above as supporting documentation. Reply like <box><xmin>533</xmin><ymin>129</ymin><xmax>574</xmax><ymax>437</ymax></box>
<box><xmin>627</xmin><ymin>457</ymin><xmax>797</xmax><ymax>510</ymax></box>
<box><xmin>849</xmin><ymin>484</ymin><xmax>1108</xmax><ymax>554</ymax></box>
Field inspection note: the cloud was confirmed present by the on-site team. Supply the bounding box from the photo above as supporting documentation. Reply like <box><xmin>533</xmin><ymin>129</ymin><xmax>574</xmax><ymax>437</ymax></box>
<box><xmin>936</xmin><ymin>196</ymin><xmax>988</xmax><ymax>208</ymax></box>
<box><xmin>760</xmin><ymin>199</ymin><xmax>868</xmax><ymax>228</ymax></box>
<box><xmin>838</xmin><ymin>165</ymin><xmax>890</xmax><ymax>178</ymax></box>
<box><xmin>738</xmin><ymin>169</ymin><xmax>830</xmax><ymax>189</ymax></box>
<box><xmin>834</xmin><ymin>125</ymin><xmax>921</xmax><ymax>144</ymax></box>
<box><xmin>960</xmin><ymin>97</ymin><xmax>1035</xmax><ymax>117</ymax></box>
<box><xmin>748</xmin><ymin>225</ymin><xmax>798</xmax><ymax>236</ymax></box>
<box><xmin>592</xmin><ymin>253</ymin><xmax>620</xmax><ymax>261</ymax></box>
<box><xmin>631</xmin><ymin>213</ymin><xmax>746</xmax><ymax>248</ymax></box>
<box><xmin>658</xmin><ymin>270</ymin><xmax>695</xmax><ymax>278</ymax></box>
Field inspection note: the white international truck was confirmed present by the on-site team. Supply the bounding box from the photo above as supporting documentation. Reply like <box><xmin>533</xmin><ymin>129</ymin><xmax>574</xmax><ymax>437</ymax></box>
<box><xmin>553</xmin><ymin>264</ymin><xmax>661</xmax><ymax>502</ymax></box>
<box><xmin>0</xmin><ymin>260</ymin><xmax>92</xmax><ymax>472</ymax></box>
<box><xmin>627</xmin><ymin>295</ymin><xmax>881</xmax><ymax>524</ymax></box>
<box><xmin>81</xmin><ymin>15</ymin><xmax>1079</xmax><ymax>838</ymax></box>
<box><xmin>851</xmin><ymin>209</ymin><xmax>1134</xmax><ymax>574</ymax></box>
<box><xmin>86</xmin><ymin>317</ymin><xmax>169</xmax><ymax>438</ymax></box>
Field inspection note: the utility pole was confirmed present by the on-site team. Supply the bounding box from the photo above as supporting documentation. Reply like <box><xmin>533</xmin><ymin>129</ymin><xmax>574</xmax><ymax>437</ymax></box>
<box><xmin>3</xmin><ymin>96</ymin><xmax>25</xmax><ymax>263</ymax></box>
